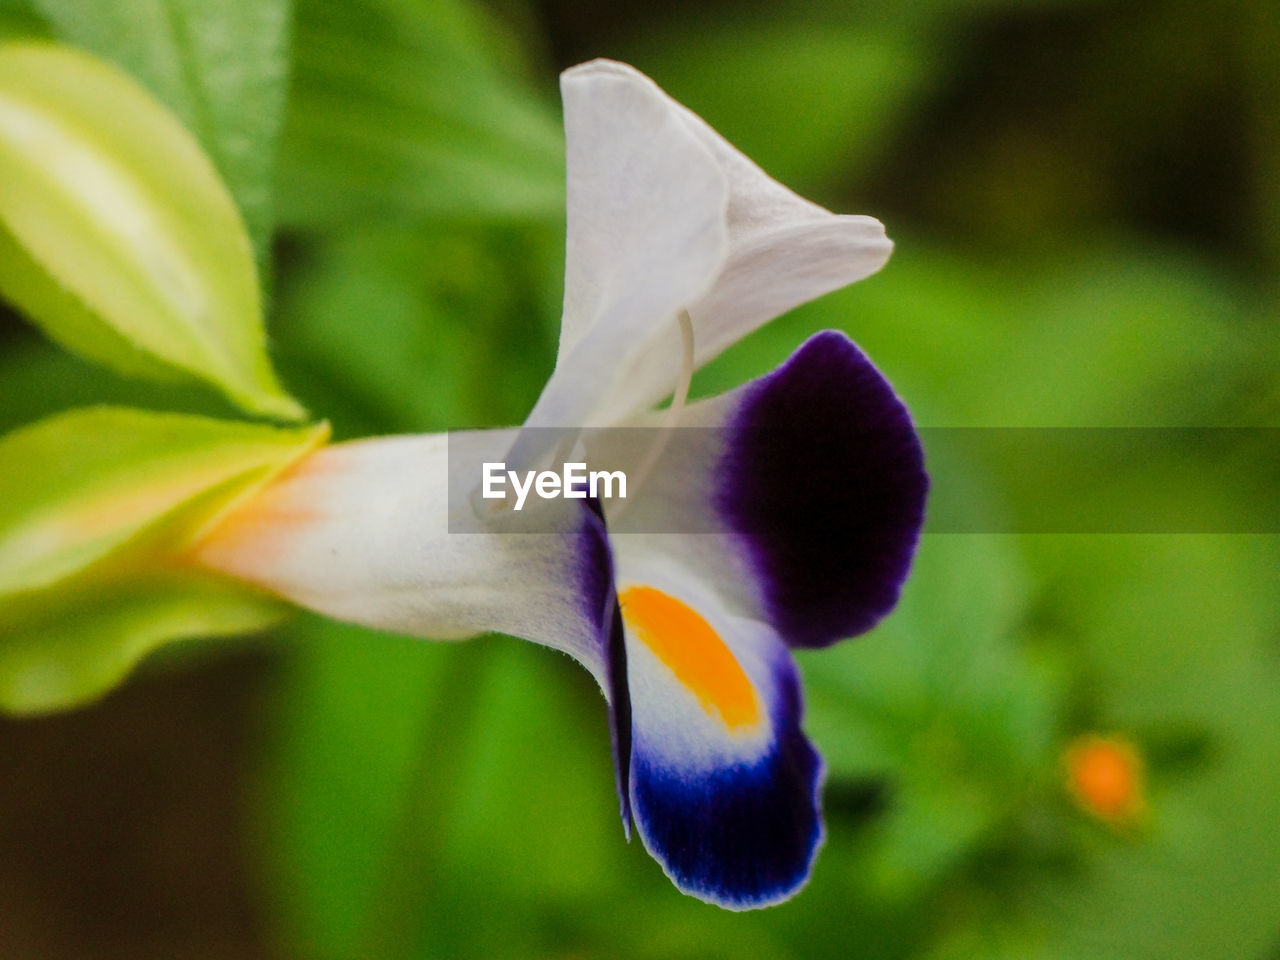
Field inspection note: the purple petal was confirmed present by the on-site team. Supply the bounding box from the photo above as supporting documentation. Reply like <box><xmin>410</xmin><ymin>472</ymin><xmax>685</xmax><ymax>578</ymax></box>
<box><xmin>628</xmin><ymin>642</ymin><xmax>823</xmax><ymax>909</ymax></box>
<box><xmin>716</xmin><ymin>330</ymin><xmax>928</xmax><ymax>648</ymax></box>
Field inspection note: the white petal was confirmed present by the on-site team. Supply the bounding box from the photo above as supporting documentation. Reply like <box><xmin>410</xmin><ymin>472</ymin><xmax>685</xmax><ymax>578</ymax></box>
<box><xmin>609</xmin><ymin>557</ymin><xmax>823</xmax><ymax>908</ymax></box>
<box><xmin>506</xmin><ymin>60</ymin><xmax>728</xmax><ymax>473</ymax></box>
<box><xmin>191</xmin><ymin>430</ymin><xmax>615</xmax><ymax>687</ymax></box>
<box><xmin>528</xmin><ymin>60</ymin><xmax>892</xmax><ymax>442</ymax></box>
<box><xmin>613</xmin><ymin>80</ymin><xmax>893</xmax><ymax>417</ymax></box>
<box><xmin>682</xmin><ymin>109</ymin><xmax>893</xmax><ymax>359</ymax></box>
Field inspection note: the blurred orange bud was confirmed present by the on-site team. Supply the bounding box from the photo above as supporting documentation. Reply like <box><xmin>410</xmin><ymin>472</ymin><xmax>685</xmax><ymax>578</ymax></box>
<box><xmin>1065</xmin><ymin>734</ymin><xmax>1146</xmax><ymax>825</ymax></box>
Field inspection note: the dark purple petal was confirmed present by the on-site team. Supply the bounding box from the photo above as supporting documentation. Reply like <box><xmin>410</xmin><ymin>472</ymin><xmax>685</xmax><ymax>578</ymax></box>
<box><xmin>629</xmin><ymin>649</ymin><xmax>823</xmax><ymax>909</ymax></box>
<box><xmin>717</xmin><ymin>330</ymin><xmax>928</xmax><ymax>648</ymax></box>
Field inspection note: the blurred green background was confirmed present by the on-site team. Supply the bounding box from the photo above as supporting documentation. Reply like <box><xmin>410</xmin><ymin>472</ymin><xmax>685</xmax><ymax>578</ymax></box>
<box><xmin>1</xmin><ymin>0</ymin><xmax>1279</xmax><ymax>957</ymax></box>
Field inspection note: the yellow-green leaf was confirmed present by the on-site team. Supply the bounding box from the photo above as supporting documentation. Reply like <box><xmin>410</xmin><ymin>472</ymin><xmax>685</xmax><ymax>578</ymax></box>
<box><xmin>0</xmin><ymin>569</ymin><xmax>289</xmax><ymax>714</ymax></box>
<box><xmin>0</xmin><ymin>406</ymin><xmax>327</xmax><ymax>713</ymax></box>
<box><xmin>31</xmin><ymin>0</ymin><xmax>291</xmax><ymax>265</ymax></box>
<box><xmin>0</xmin><ymin>406</ymin><xmax>328</xmax><ymax>597</ymax></box>
<box><xmin>0</xmin><ymin>42</ymin><xmax>303</xmax><ymax>419</ymax></box>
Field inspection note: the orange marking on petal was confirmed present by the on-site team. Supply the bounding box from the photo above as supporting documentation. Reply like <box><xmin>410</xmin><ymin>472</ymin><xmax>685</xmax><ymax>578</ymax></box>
<box><xmin>619</xmin><ymin>585</ymin><xmax>761</xmax><ymax>730</ymax></box>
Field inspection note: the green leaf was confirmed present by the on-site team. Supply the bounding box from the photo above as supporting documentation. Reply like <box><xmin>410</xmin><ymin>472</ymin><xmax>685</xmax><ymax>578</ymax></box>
<box><xmin>277</xmin><ymin>0</ymin><xmax>564</xmax><ymax>227</ymax></box>
<box><xmin>0</xmin><ymin>406</ymin><xmax>327</xmax><ymax>598</ymax></box>
<box><xmin>0</xmin><ymin>568</ymin><xmax>287</xmax><ymax>714</ymax></box>
<box><xmin>0</xmin><ymin>42</ymin><xmax>303</xmax><ymax>418</ymax></box>
<box><xmin>0</xmin><ymin>406</ymin><xmax>326</xmax><ymax>713</ymax></box>
<box><xmin>29</xmin><ymin>0</ymin><xmax>291</xmax><ymax>261</ymax></box>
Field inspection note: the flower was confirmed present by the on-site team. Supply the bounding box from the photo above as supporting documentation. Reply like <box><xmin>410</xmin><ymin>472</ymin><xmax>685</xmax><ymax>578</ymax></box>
<box><xmin>1065</xmin><ymin>734</ymin><xmax>1146</xmax><ymax>826</ymax></box>
<box><xmin>192</xmin><ymin>60</ymin><xmax>927</xmax><ymax>908</ymax></box>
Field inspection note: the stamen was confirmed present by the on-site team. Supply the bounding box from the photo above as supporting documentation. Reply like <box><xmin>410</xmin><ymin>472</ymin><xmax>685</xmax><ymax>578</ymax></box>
<box><xmin>611</xmin><ymin>309</ymin><xmax>695</xmax><ymax>519</ymax></box>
